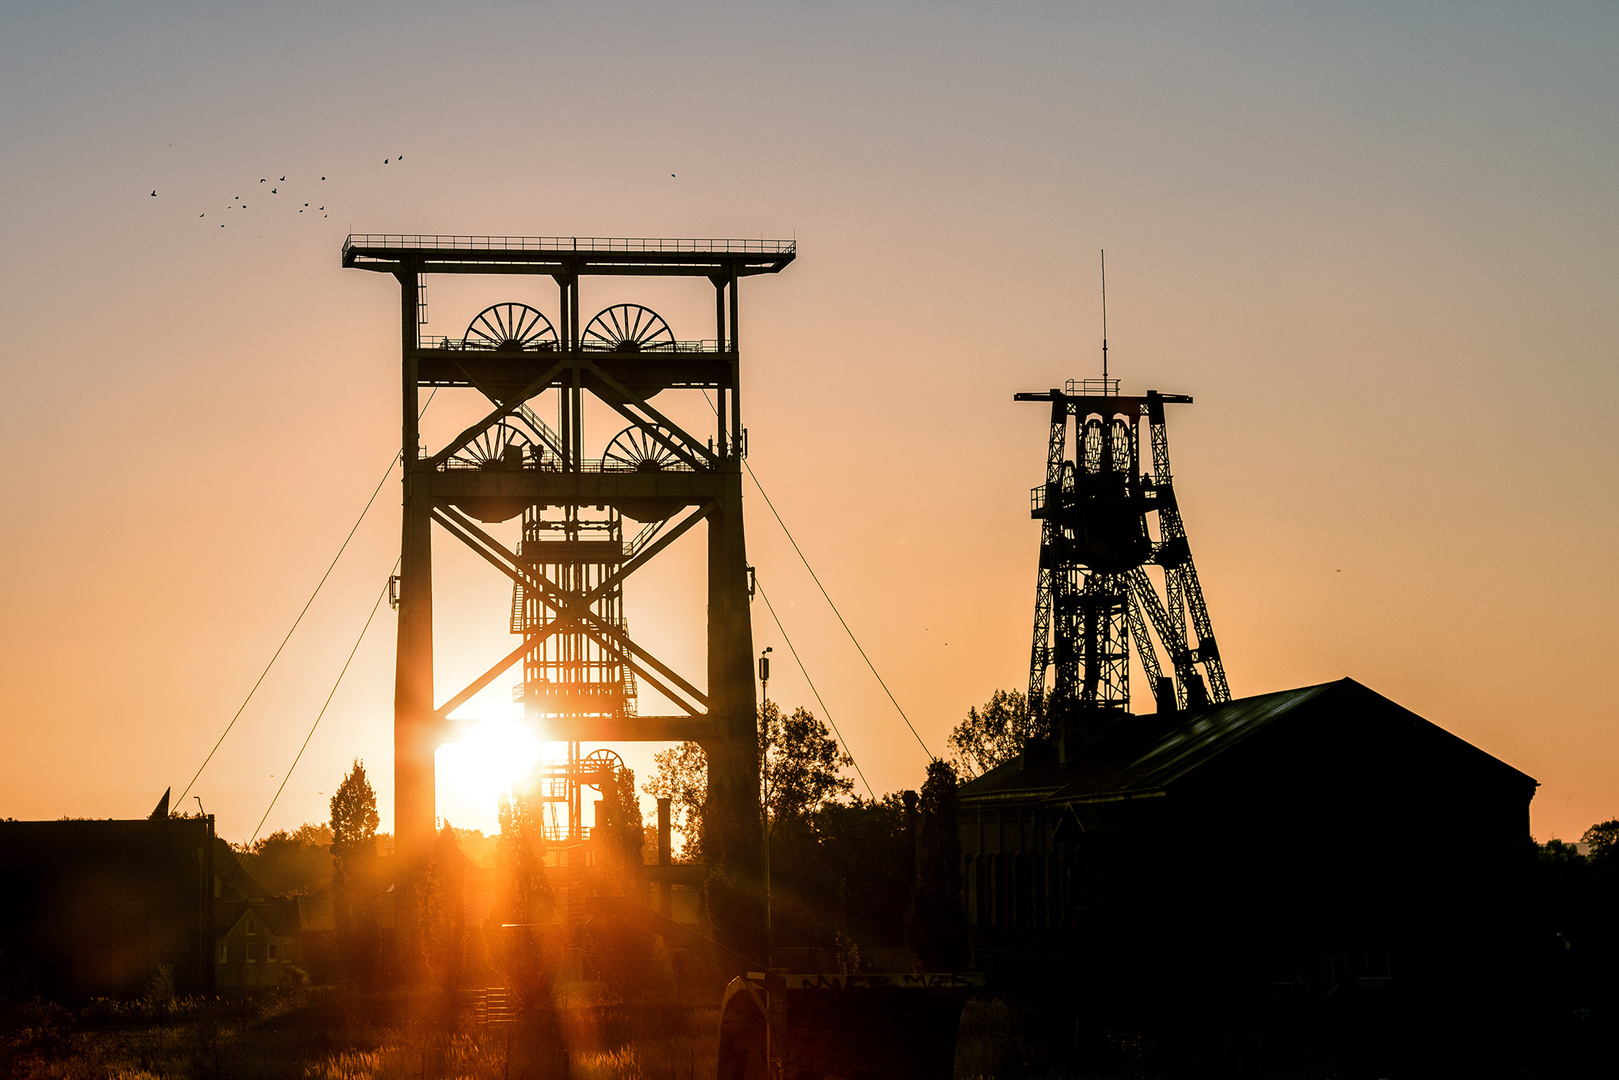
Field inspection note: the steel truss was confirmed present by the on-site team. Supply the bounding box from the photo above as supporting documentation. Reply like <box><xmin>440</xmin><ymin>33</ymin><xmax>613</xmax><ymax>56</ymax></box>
<box><xmin>343</xmin><ymin>236</ymin><xmax>794</xmax><ymax>961</ymax></box>
<box><xmin>1017</xmin><ymin>383</ymin><xmax>1228</xmax><ymax>725</ymax></box>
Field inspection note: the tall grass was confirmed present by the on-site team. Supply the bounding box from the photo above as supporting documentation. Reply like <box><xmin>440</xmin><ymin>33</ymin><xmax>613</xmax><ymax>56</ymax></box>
<box><xmin>1</xmin><ymin>989</ymin><xmax>717</xmax><ymax>1080</ymax></box>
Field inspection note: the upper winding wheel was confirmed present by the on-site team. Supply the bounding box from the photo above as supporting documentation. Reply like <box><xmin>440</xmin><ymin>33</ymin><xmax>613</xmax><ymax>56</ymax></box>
<box><xmin>581</xmin><ymin>304</ymin><xmax>675</xmax><ymax>352</ymax></box>
<box><xmin>578</xmin><ymin>304</ymin><xmax>682</xmax><ymax>406</ymax></box>
<box><xmin>463</xmin><ymin>303</ymin><xmax>559</xmax><ymax>351</ymax></box>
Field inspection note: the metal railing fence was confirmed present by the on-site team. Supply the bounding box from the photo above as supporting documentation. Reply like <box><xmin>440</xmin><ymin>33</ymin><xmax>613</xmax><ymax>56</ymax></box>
<box><xmin>345</xmin><ymin>234</ymin><xmax>794</xmax><ymax>256</ymax></box>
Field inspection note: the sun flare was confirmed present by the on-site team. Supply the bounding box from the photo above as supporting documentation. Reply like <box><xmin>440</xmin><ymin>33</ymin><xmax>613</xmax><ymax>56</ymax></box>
<box><xmin>436</xmin><ymin>719</ymin><xmax>542</xmax><ymax>816</ymax></box>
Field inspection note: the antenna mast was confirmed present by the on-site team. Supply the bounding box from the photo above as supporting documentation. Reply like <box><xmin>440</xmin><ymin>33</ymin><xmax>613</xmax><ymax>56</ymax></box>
<box><xmin>1100</xmin><ymin>249</ymin><xmax>1108</xmax><ymax>381</ymax></box>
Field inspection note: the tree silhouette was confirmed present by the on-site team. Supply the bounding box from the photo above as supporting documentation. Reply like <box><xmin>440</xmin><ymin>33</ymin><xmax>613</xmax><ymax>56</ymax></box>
<box><xmin>329</xmin><ymin>759</ymin><xmax>380</xmax><ymax>987</ymax></box>
<box><xmin>760</xmin><ymin>701</ymin><xmax>853</xmax><ymax>831</ymax></box>
<box><xmin>1582</xmin><ymin>819</ymin><xmax>1619</xmax><ymax>874</ymax></box>
<box><xmin>597</xmin><ymin>765</ymin><xmax>644</xmax><ymax>890</ymax></box>
<box><xmin>494</xmin><ymin>786</ymin><xmax>555</xmax><ymax>1010</ymax></box>
<box><xmin>906</xmin><ymin>759</ymin><xmax>968</xmax><ymax>970</ymax></box>
<box><xmin>643</xmin><ymin>742</ymin><xmax>706</xmax><ymax>860</ymax></box>
<box><xmin>418</xmin><ymin>822</ymin><xmax>466</xmax><ymax>1001</ymax></box>
<box><xmin>946</xmin><ymin>689</ymin><xmax>1048</xmax><ymax>779</ymax></box>
<box><xmin>238</xmin><ymin>822</ymin><xmax>333</xmax><ymax>895</ymax></box>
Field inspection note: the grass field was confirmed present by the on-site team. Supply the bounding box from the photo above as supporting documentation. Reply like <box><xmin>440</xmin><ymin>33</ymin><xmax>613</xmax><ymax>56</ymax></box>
<box><xmin>0</xmin><ymin>986</ymin><xmax>719</xmax><ymax>1080</ymax></box>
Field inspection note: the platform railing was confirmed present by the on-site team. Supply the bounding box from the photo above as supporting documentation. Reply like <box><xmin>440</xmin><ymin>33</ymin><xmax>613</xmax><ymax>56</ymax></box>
<box><xmin>418</xmin><ymin>335</ymin><xmax>727</xmax><ymax>353</ymax></box>
<box><xmin>440</xmin><ymin>456</ymin><xmax>699</xmax><ymax>473</ymax></box>
<box><xmin>345</xmin><ymin>234</ymin><xmax>795</xmax><ymax>256</ymax></box>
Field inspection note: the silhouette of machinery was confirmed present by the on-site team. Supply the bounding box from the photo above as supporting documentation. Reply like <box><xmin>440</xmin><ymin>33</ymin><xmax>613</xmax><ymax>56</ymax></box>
<box><xmin>342</xmin><ymin>235</ymin><xmax>795</xmax><ymax>957</ymax></box>
<box><xmin>1018</xmin><ymin>378</ymin><xmax>1229</xmax><ymax>723</ymax></box>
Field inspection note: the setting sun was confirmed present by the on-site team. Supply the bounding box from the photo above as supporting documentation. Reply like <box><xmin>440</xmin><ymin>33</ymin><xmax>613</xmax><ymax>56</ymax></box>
<box><xmin>435</xmin><ymin>719</ymin><xmax>542</xmax><ymax>822</ymax></box>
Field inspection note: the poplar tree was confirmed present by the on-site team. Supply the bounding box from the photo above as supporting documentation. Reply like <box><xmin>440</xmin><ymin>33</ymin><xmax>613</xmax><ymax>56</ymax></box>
<box><xmin>418</xmin><ymin>822</ymin><xmax>467</xmax><ymax>1000</ymax></box>
<box><xmin>330</xmin><ymin>759</ymin><xmax>380</xmax><ymax>987</ymax></box>
<box><xmin>494</xmin><ymin>786</ymin><xmax>555</xmax><ymax>1010</ymax></box>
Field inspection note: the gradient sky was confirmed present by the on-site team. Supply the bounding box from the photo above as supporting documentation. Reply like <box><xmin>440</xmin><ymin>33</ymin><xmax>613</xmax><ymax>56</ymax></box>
<box><xmin>1</xmin><ymin>2</ymin><xmax>1614</xmax><ymax>844</ymax></box>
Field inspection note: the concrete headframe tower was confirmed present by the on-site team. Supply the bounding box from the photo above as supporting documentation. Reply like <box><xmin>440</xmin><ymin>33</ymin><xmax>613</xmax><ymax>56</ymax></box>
<box><xmin>343</xmin><ymin>235</ymin><xmax>795</xmax><ymax>957</ymax></box>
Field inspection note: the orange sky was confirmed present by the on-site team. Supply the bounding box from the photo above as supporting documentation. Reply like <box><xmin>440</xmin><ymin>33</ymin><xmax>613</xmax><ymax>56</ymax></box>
<box><xmin>1</xmin><ymin>3</ymin><xmax>1615</xmax><ymax>844</ymax></box>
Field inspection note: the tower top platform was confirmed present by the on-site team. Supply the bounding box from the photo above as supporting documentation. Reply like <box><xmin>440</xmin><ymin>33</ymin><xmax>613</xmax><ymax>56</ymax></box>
<box><xmin>341</xmin><ymin>234</ymin><xmax>796</xmax><ymax>277</ymax></box>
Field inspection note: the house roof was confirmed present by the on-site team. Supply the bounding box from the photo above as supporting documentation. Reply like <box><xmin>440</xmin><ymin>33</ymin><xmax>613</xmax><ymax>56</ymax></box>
<box><xmin>215</xmin><ymin>892</ymin><xmax>343</xmax><ymax>938</ymax></box>
<box><xmin>296</xmin><ymin>894</ymin><xmax>336</xmax><ymax>932</ymax></box>
<box><xmin>212</xmin><ymin>838</ymin><xmax>271</xmax><ymax>902</ymax></box>
<box><xmin>957</xmin><ymin>678</ymin><xmax>1536</xmax><ymax>808</ymax></box>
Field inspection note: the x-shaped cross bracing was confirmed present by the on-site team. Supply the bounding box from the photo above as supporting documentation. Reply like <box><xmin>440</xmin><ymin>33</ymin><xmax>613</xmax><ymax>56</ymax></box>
<box><xmin>428</xmin><ymin>500</ymin><xmax>717</xmax><ymax>725</ymax></box>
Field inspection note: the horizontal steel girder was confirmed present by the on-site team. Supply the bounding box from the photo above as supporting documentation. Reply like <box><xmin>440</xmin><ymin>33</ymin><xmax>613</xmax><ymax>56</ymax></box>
<box><xmin>425</xmin><ymin>469</ymin><xmax>730</xmax><ymax>504</ymax></box>
<box><xmin>540</xmin><ymin>715</ymin><xmax>716</xmax><ymax>743</ymax></box>
<box><xmin>417</xmin><ymin>353</ymin><xmax>734</xmax><ymax>391</ymax></box>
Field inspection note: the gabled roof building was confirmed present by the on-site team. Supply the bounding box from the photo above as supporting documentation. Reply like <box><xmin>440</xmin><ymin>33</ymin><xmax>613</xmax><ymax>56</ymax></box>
<box><xmin>958</xmin><ymin>679</ymin><xmax>1536</xmax><ymax>1000</ymax></box>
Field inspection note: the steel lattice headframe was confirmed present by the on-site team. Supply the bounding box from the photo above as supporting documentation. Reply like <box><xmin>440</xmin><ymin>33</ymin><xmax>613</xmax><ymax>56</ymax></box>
<box><xmin>1018</xmin><ymin>381</ymin><xmax>1229</xmax><ymax>724</ymax></box>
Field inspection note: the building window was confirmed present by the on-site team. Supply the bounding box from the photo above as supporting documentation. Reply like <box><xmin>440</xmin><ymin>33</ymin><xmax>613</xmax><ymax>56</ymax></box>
<box><xmin>267</xmin><ymin>943</ymin><xmax>280</xmax><ymax>963</ymax></box>
<box><xmin>216</xmin><ymin>942</ymin><xmax>227</xmax><ymax>964</ymax></box>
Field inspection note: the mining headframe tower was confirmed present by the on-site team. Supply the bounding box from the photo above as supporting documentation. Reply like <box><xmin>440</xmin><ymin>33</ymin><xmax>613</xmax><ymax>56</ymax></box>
<box><xmin>1018</xmin><ymin>377</ymin><xmax>1229</xmax><ymax>727</ymax></box>
<box><xmin>342</xmin><ymin>235</ymin><xmax>795</xmax><ymax>957</ymax></box>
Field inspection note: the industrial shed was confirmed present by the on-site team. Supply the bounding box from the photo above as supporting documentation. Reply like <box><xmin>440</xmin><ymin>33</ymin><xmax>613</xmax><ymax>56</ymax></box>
<box><xmin>0</xmin><ymin>817</ymin><xmax>216</xmax><ymax>1001</ymax></box>
<box><xmin>957</xmin><ymin>678</ymin><xmax>1537</xmax><ymax>997</ymax></box>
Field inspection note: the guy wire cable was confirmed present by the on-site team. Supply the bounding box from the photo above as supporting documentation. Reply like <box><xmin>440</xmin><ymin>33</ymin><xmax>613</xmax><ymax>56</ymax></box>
<box><xmin>248</xmin><ymin>563</ymin><xmax>396</xmax><ymax>846</ymax></box>
<box><xmin>743</xmin><ymin>459</ymin><xmax>934</xmax><ymax>761</ymax></box>
<box><xmin>180</xmin><ymin>390</ymin><xmax>436</xmax><ymax>802</ymax></box>
<box><xmin>755</xmin><ymin>575</ymin><xmax>874</xmax><ymax>799</ymax></box>
<box><xmin>702</xmin><ymin>392</ymin><xmax>934</xmax><ymax>761</ymax></box>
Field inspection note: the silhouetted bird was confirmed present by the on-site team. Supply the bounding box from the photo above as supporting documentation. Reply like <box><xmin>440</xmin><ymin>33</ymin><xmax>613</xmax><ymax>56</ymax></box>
<box><xmin>271</xmin><ymin>188</ymin><xmax>276</xmax><ymax>193</ymax></box>
<box><xmin>321</xmin><ymin>176</ymin><xmax>326</xmax><ymax>180</ymax></box>
<box><xmin>199</xmin><ymin>213</ymin><xmax>204</xmax><ymax>217</ymax></box>
<box><xmin>260</xmin><ymin>179</ymin><xmax>266</xmax><ymax>183</ymax></box>
<box><xmin>384</xmin><ymin>158</ymin><xmax>390</xmax><ymax>163</ymax></box>
<box><xmin>280</xmin><ymin>176</ymin><xmax>285</xmax><ymax>181</ymax></box>
<box><xmin>671</xmin><ymin>174</ymin><xmax>676</xmax><ymax>177</ymax></box>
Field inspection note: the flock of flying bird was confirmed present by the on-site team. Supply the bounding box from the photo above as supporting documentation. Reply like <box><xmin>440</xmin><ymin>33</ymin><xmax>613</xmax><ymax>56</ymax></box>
<box><xmin>148</xmin><ymin>155</ymin><xmax>405</xmax><ymax>227</ymax></box>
